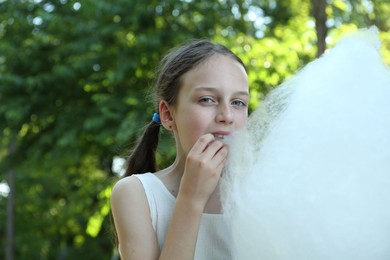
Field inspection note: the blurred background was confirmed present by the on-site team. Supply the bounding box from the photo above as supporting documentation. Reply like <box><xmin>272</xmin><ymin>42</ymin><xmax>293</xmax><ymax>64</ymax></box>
<box><xmin>0</xmin><ymin>0</ymin><xmax>389</xmax><ymax>259</ymax></box>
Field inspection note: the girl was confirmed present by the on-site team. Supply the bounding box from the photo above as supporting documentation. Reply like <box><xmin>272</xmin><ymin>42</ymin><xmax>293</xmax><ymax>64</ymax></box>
<box><xmin>111</xmin><ymin>39</ymin><xmax>249</xmax><ymax>260</ymax></box>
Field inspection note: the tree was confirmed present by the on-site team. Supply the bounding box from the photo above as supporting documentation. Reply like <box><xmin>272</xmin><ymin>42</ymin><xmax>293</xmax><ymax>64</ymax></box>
<box><xmin>0</xmin><ymin>0</ymin><xmax>259</xmax><ymax>258</ymax></box>
<box><xmin>312</xmin><ymin>0</ymin><xmax>328</xmax><ymax>56</ymax></box>
<box><xmin>0</xmin><ymin>0</ymin><xmax>389</xmax><ymax>259</ymax></box>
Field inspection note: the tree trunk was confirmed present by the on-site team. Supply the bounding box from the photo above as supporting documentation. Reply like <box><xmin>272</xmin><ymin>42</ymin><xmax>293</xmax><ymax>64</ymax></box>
<box><xmin>311</xmin><ymin>0</ymin><xmax>328</xmax><ymax>57</ymax></box>
<box><xmin>6</xmin><ymin>141</ymin><xmax>16</xmax><ymax>260</ymax></box>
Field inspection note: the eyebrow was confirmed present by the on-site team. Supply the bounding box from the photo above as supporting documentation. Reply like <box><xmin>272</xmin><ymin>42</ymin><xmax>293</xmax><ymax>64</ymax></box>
<box><xmin>193</xmin><ymin>86</ymin><xmax>249</xmax><ymax>97</ymax></box>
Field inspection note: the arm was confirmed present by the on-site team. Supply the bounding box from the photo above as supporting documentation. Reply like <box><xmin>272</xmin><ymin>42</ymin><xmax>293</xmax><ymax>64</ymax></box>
<box><xmin>111</xmin><ymin>176</ymin><xmax>159</xmax><ymax>260</ymax></box>
<box><xmin>160</xmin><ymin>134</ymin><xmax>227</xmax><ymax>259</ymax></box>
<box><xmin>112</xmin><ymin>134</ymin><xmax>227</xmax><ymax>260</ymax></box>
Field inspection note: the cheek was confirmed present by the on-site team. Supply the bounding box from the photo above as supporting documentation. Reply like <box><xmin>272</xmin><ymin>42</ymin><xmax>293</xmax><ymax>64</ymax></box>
<box><xmin>178</xmin><ymin>105</ymin><xmax>207</xmax><ymax>128</ymax></box>
<box><xmin>176</xmin><ymin>119</ymin><xmax>205</xmax><ymax>154</ymax></box>
<box><xmin>183</xmin><ymin>113</ymin><xmax>208</xmax><ymax>135</ymax></box>
<box><xmin>175</xmin><ymin>109</ymin><xmax>207</xmax><ymax>140</ymax></box>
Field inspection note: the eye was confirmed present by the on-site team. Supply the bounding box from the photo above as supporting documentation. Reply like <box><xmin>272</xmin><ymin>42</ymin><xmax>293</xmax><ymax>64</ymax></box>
<box><xmin>232</xmin><ymin>99</ymin><xmax>247</xmax><ymax>107</ymax></box>
<box><xmin>199</xmin><ymin>97</ymin><xmax>215</xmax><ymax>104</ymax></box>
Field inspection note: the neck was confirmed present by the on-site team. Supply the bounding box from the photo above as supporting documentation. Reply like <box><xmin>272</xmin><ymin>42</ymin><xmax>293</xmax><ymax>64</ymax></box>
<box><xmin>154</xmin><ymin>153</ymin><xmax>186</xmax><ymax>197</ymax></box>
<box><xmin>155</xmin><ymin>153</ymin><xmax>222</xmax><ymax>213</ymax></box>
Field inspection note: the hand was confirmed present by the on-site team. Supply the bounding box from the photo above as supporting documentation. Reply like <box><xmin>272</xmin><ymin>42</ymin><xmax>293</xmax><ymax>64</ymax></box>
<box><xmin>178</xmin><ymin>133</ymin><xmax>228</xmax><ymax>211</ymax></box>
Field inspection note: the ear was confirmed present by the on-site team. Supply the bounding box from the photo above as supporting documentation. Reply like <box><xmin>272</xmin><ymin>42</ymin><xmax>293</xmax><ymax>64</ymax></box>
<box><xmin>159</xmin><ymin>100</ymin><xmax>176</xmax><ymax>131</ymax></box>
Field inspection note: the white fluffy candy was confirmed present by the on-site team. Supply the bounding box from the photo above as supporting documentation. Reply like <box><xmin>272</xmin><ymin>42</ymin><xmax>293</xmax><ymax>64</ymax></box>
<box><xmin>222</xmin><ymin>27</ymin><xmax>390</xmax><ymax>259</ymax></box>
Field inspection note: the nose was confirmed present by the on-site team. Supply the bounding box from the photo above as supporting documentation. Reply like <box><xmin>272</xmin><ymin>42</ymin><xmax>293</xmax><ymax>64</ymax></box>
<box><xmin>216</xmin><ymin>102</ymin><xmax>233</xmax><ymax>124</ymax></box>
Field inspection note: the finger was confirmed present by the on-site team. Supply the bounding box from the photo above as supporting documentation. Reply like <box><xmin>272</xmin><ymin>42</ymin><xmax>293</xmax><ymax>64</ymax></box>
<box><xmin>212</xmin><ymin>145</ymin><xmax>228</xmax><ymax>164</ymax></box>
<box><xmin>202</xmin><ymin>140</ymin><xmax>225</xmax><ymax>159</ymax></box>
<box><xmin>215</xmin><ymin>155</ymin><xmax>228</xmax><ymax>176</ymax></box>
<box><xmin>190</xmin><ymin>133</ymin><xmax>215</xmax><ymax>154</ymax></box>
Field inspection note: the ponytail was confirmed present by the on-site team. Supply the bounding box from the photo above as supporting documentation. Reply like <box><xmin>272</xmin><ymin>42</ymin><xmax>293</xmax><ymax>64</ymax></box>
<box><xmin>124</xmin><ymin>120</ymin><xmax>160</xmax><ymax>176</ymax></box>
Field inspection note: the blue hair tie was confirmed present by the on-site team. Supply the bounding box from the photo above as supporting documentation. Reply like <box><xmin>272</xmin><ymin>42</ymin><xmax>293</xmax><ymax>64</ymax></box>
<box><xmin>152</xmin><ymin>113</ymin><xmax>161</xmax><ymax>125</ymax></box>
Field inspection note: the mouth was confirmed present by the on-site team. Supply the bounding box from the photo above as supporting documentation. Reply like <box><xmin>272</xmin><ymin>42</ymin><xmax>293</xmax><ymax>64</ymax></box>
<box><xmin>212</xmin><ymin>132</ymin><xmax>230</xmax><ymax>141</ymax></box>
<box><xmin>213</xmin><ymin>134</ymin><xmax>225</xmax><ymax>141</ymax></box>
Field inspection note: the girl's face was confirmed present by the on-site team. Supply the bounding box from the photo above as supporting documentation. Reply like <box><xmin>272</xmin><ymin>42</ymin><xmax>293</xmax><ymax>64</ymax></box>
<box><xmin>171</xmin><ymin>54</ymin><xmax>249</xmax><ymax>157</ymax></box>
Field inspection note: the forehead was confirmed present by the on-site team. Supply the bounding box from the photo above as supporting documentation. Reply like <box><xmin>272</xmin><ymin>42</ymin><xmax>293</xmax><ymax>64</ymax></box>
<box><xmin>179</xmin><ymin>54</ymin><xmax>248</xmax><ymax>95</ymax></box>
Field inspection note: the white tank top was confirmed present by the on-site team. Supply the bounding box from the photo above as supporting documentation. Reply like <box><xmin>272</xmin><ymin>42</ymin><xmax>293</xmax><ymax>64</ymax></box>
<box><xmin>134</xmin><ymin>173</ymin><xmax>233</xmax><ymax>260</ymax></box>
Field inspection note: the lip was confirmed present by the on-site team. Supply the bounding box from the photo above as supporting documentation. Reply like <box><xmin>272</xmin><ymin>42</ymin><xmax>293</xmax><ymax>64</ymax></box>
<box><xmin>211</xmin><ymin>131</ymin><xmax>231</xmax><ymax>137</ymax></box>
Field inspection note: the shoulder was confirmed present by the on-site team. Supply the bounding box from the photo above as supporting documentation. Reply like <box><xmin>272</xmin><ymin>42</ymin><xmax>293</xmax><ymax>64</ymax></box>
<box><xmin>111</xmin><ymin>174</ymin><xmax>155</xmax><ymax>224</ymax></box>
<box><xmin>112</xmin><ymin>175</ymin><xmax>139</xmax><ymax>198</ymax></box>
<box><xmin>111</xmin><ymin>175</ymin><xmax>147</xmax><ymax>207</ymax></box>
<box><xmin>111</xmin><ymin>175</ymin><xmax>152</xmax><ymax>219</ymax></box>
<box><xmin>111</xmin><ymin>175</ymin><xmax>159</xmax><ymax>258</ymax></box>
<box><xmin>112</xmin><ymin>175</ymin><xmax>142</xmax><ymax>193</ymax></box>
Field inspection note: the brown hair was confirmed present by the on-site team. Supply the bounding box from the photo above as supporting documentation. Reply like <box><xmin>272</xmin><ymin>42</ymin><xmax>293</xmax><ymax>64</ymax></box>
<box><xmin>124</xmin><ymin>39</ymin><xmax>246</xmax><ymax>176</ymax></box>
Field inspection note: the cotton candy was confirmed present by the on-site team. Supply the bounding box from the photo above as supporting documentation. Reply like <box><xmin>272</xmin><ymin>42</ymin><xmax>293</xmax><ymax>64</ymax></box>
<box><xmin>222</xmin><ymin>27</ymin><xmax>390</xmax><ymax>260</ymax></box>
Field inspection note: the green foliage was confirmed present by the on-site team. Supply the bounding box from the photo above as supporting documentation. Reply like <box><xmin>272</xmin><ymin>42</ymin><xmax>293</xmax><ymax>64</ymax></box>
<box><xmin>326</xmin><ymin>0</ymin><xmax>390</xmax><ymax>64</ymax></box>
<box><xmin>0</xmin><ymin>0</ymin><xmax>389</xmax><ymax>259</ymax></box>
